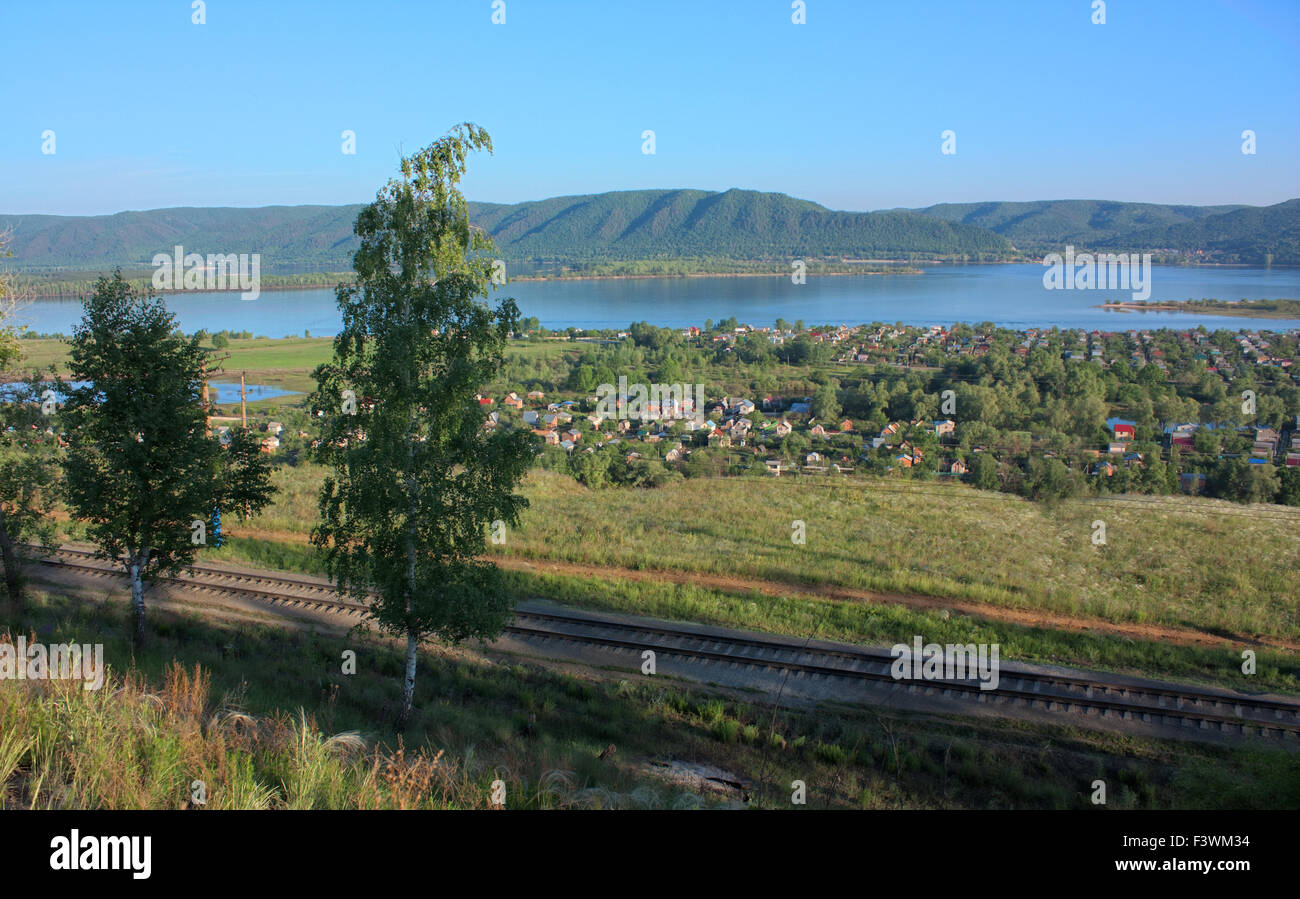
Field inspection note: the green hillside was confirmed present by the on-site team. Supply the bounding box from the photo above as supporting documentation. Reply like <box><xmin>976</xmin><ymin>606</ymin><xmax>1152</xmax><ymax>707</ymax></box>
<box><xmin>5</xmin><ymin>192</ymin><xmax>1296</xmax><ymax>276</ymax></box>
<box><xmin>2</xmin><ymin>189</ymin><xmax>1010</xmax><ymax>273</ymax></box>
<box><xmin>916</xmin><ymin>198</ymin><xmax>1300</xmax><ymax>262</ymax></box>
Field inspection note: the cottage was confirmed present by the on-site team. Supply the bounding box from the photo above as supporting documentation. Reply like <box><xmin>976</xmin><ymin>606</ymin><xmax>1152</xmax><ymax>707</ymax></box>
<box><xmin>774</xmin><ymin>420</ymin><xmax>793</xmax><ymax>438</ymax></box>
<box><xmin>839</xmin><ymin>419</ymin><xmax>854</xmax><ymax>432</ymax></box>
<box><xmin>932</xmin><ymin>419</ymin><xmax>955</xmax><ymax>437</ymax></box>
<box><xmin>522</xmin><ymin>410</ymin><xmax>539</xmax><ymax>426</ymax></box>
<box><xmin>810</xmin><ymin>425</ymin><xmax>829</xmax><ymax>439</ymax></box>
<box><xmin>764</xmin><ymin>459</ymin><xmax>785</xmax><ymax>476</ymax></box>
<box><xmin>503</xmin><ymin>392</ymin><xmax>524</xmax><ymax>410</ymax></box>
<box><xmin>949</xmin><ymin>459</ymin><xmax>968</xmax><ymax>476</ymax></box>
<box><xmin>266</xmin><ymin>420</ymin><xmax>284</xmax><ymax>436</ymax></box>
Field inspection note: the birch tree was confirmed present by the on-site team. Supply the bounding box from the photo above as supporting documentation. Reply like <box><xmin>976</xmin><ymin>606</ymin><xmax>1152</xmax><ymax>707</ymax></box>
<box><xmin>310</xmin><ymin>124</ymin><xmax>534</xmax><ymax>729</ymax></box>
<box><xmin>61</xmin><ymin>271</ymin><xmax>274</xmax><ymax>647</ymax></box>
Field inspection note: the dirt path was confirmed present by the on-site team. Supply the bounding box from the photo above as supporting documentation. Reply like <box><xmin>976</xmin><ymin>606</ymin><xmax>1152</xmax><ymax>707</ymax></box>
<box><xmin>490</xmin><ymin>555</ymin><xmax>1300</xmax><ymax>653</ymax></box>
<box><xmin>215</xmin><ymin>525</ymin><xmax>1300</xmax><ymax>654</ymax></box>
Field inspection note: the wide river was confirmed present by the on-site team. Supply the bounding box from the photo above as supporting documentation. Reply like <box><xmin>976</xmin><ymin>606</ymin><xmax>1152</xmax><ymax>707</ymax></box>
<box><xmin>17</xmin><ymin>264</ymin><xmax>1300</xmax><ymax>336</ymax></box>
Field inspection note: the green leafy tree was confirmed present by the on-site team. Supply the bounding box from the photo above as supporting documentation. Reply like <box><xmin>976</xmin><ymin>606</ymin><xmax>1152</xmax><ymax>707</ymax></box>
<box><xmin>812</xmin><ymin>380</ymin><xmax>841</xmax><ymax>422</ymax></box>
<box><xmin>970</xmin><ymin>453</ymin><xmax>999</xmax><ymax>491</ymax></box>
<box><xmin>310</xmin><ymin>125</ymin><xmax>535</xmax><ymax>729</ymax></box>
<box><xmin>0</xmin><ymin>232</ymin><xmax>60</xmax><ymax>609</ymax></box>
<box><xmin>0</xmin><ymin>378</ymin><xmax>60</xmax><ymax>611</ymax></box>
<box><xmin>61</xmin><ymin>271</ymin><xmax>276</xmax><ymax>647</ymax></box>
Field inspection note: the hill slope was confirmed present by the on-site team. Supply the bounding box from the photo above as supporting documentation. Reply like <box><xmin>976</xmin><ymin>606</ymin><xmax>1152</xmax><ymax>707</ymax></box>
<box><xmin>5</xmin><ymin>192</ymin><xmax>1296</xmax><ymax>272</ymax></box>
<box><xmin>2</xmin><ymin>189</ymin><xmax>1010</xmax><ymax>272</ymax></box>
<box><xmin>915</xmin><ymin>198</ymin><xmax>1300</xmax><ymax>262</ymax></box>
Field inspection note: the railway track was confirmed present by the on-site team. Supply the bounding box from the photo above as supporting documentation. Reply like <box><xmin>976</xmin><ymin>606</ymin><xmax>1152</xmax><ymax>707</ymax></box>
<box><xmin>29</xmin><ymin>545</ymin><xmax>1300</xmax><ymax>741</ymax></box>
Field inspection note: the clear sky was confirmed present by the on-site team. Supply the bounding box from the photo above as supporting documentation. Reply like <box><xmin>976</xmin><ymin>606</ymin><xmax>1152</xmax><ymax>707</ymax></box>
<box><xmin>3</xmin><ymin>0</ymin><xmax>1297</xmax><ymax>216</ymax></box>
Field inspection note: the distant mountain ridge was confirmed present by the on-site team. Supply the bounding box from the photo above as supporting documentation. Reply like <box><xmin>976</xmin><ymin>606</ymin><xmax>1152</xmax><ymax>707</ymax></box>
<box><xmin>915</xmin><ymin>199</ymin><xmax>1300</xmax><ymax>263</ymax></box>
<box><xmin>3</xmin><ymin>190</ymin><xmax>1297</xmax><ymax>272</ymax></box>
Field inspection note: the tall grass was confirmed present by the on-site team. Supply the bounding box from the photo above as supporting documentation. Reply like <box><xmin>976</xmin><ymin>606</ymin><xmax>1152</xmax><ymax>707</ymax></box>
<box><xmin>0</xmin><ymin>662</ymin><xmax>489</xmax><ymax>809</ymax></box>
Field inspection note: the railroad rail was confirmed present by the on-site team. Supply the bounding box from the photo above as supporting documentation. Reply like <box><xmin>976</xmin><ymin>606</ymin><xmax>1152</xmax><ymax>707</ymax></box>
<box><xmin>29</xmin><ymin>545</ymin><xmax>1300</xmax><ymax>741</ymax></box>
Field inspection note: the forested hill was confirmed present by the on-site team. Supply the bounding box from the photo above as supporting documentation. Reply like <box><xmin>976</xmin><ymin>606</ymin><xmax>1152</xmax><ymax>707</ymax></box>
<box><xmin>4</xmin><ymin>191</ymin><xmax>1297</xmax><ymax>272</ymax></box>
<box><xmin>1</xmin><ymin>189</ymin><xmax>1009</xmax><ymax>272</ymax></box>
<box><xmin>464</xmin><ymin>189</ymin><xmax>1011</xmax><ymax>261</ymax></box>
<box><xmin>915</xmin><ymin>198</ymin><xmax>1300</xmax><ymax>263</ymax></box>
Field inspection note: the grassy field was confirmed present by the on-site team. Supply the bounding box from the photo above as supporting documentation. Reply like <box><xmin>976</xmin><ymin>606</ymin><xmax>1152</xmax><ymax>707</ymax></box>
<box><xmin>3</xmin><ymin>586</ymin><xmax>1296</xmax><ymax>809</ymax></box>
<box><xmin>221</xmin><ymin>463</ymin><xmax>1300</xmax><ymax>645</ymax></box>
<box><xmin>88</xmin><ymin>460</ymin><xmax>1292</xmax><ymax>695</ymax></box>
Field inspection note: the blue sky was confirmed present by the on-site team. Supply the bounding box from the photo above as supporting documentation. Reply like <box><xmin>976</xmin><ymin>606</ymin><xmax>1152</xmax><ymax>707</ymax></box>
<box><xmin>3</xmin><ymin>0</ymin><xmax>1297</xmax><ymax>215</ymax></box>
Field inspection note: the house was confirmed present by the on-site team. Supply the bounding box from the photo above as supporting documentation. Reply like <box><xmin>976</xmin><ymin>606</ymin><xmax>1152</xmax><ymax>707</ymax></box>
<box><xmin>1107</xmin><ymin>441</ymin><xmax>1127</xmax><ymax>455</ymax></box>
<box><xmin>563</xmin><ymin>428</ymin><xmax>581</xmax><ymax>443</ymax></box>
<box><xmin>764</xmin><ymin>459</ymin><xmax>785</xmax><ymax>476</ymax></box>
<box><xmin>1093</xmin><ymin>461</ymin><xmax>1117</xmax><ymax>477</ymax></box>
<box><xmin>526</xmin><ymin>390</ymin><xmax>545</xmax><ymax>401</ymax></box>
<box><xmin>774</xmin><ymin>420</ymin><xmax>793</xmax><ymax>438</ymax></box>
<box><xmin>476</xmin><ymin>395</ymin><xmax>494</xmax><ymax>406</ymax></box>
<box><xmin>1112</xmin><ymin>422</ymin><xmax>1136</xmax><ymax>441</ymax></box>
<box><xmin>788</xmin><ymin>401</ymin><xmax>812</xmax><ymax>415</ymax></box>
<box><xmin>839</xmin><ymin>419</ymin><xmax>854</xmax><ymax>432</ymax></box>
<box><xmin>266</xmin><ymin>420</ymin><xmax>284</xmax><ymax>436</ymax></box>
<box><xmin>1179</xmin><ymin>472</ymin><xmax>1207</xmax><ymax>493</ymax></box>
<box><xmin>895</xmin><ymin>454</ymin><xmax>914</xmax><ymax>468</ymax></box>
<box><xmin>560</xmin><ymin>440</ymin><xmax>575</xmax><ymax>452</ymax></box>
<box><xmin>949</xmin><ymin>459</ymin><xmax>968</xmax><ymax>476</ymax></box>
<box><xmin>522</xmin><ymin>410</ymin><xmax>539</xmax><ymax>426</ymax></box>
<box><xmin>810</xmin><ymin>425</ymin><xmax>829</xmax><ymax>439</ymax></box>
<box><xmin>538</xmin><ymin>430</ymin><xmax>560</xmax><ymax>445</ymax></box>
<box><xmin>707</xmin><ymin>429</ymin><xmax>731</xmax><ymax>448</ymax></box>
<box><xmin>932</xmin><ymin>419</ymin><xmax>955</xmax><ymax>437</ymax></box>
<box><xmin>665</xmin><ymin>444</ymin><xmax>687</xmax><ymax>463</ymax></box>
<box><xmin>260</xmin><ymin>435</ymin><xmax>280</xmax><ymax>454</ymax></box>
<box><xmin>806</xmin><ymin>452</ymin><xmax>822</xmax><ymax>465</ymax></box>
<box><xmin>503</xmin><ymin>392</ymin><xmax>524</xmax><ymax>410</ymax></box>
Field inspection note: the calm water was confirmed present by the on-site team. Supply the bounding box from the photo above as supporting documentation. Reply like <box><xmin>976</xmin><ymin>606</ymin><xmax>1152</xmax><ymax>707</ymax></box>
<box><xmin>17</xmin><ymin>264</ymin><xmax>1300</xmax><ymax>335</ymax></box>
<box><xmin>20</xmin><ymin>381</ymin><xmax>297</xmax><ymax>402</ymax></box>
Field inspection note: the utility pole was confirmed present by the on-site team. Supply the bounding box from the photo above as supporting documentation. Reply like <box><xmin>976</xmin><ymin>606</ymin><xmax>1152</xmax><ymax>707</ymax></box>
<box><xmin>240</xmin><ymin>370</ymin><xmax>247</xmax><ymax>429</ymax></box>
